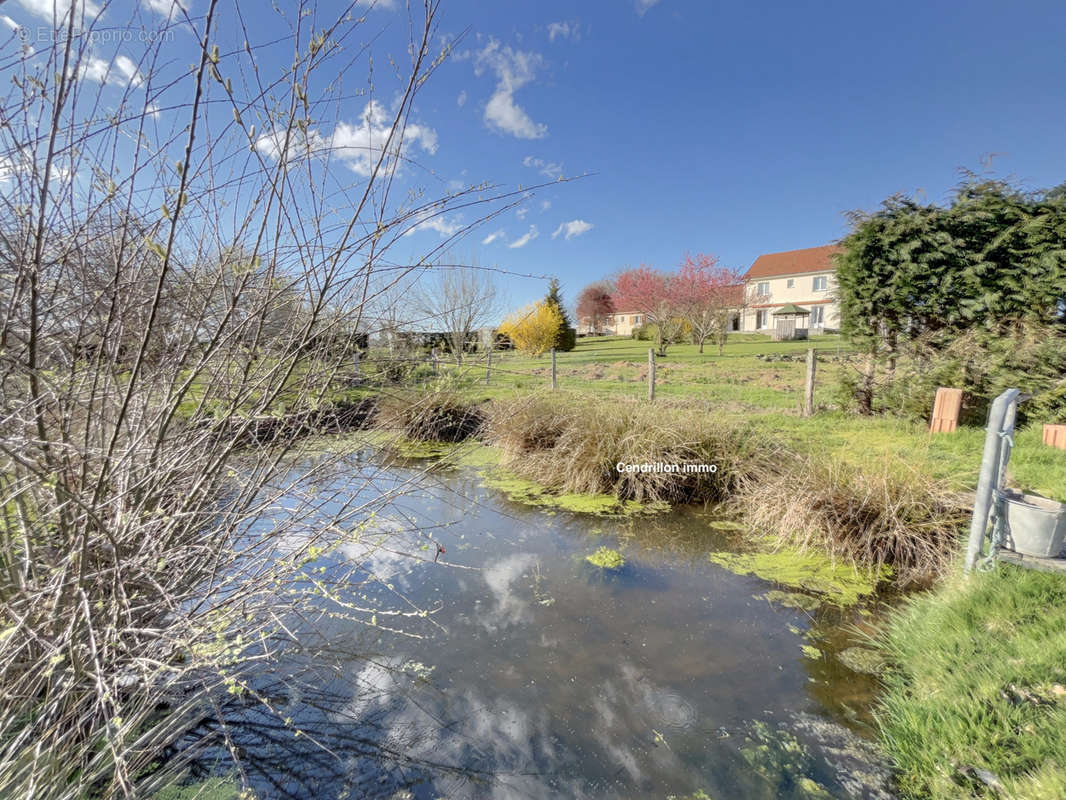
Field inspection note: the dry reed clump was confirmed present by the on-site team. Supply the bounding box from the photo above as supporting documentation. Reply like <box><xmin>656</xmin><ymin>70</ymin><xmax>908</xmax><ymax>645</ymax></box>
<box><xmin>485</xmin><ymin>394</ymin><xmax>784</xmax><ymax>504</ymax></box>
<box><xmin>486</xmin><ymin>395</ymin><xmax>969</xmax><ymax>584</ymax></box>
<box><xmin>375</xmin><ymin>390</ymin><xmax>485</xmax><ymax>442</ymax></box>
<box><xmin>735</xmin><ymin>457</ymin><xmax>970</xmax><ymax>583</ymax></box>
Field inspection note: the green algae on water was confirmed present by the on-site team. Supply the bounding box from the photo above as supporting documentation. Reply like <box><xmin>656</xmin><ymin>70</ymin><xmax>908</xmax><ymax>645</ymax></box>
<box><xmin>352</xmin><ymin>429</ymin><xmax>461</xmax><ymax>459</ymax></box>
<box><xmin>480</xmin><ymin>468</ymin><xmax>667</xmax><ymax>516</ymax></box>
<box><xmin>763</xmin><ymin>589</ymin><xmax>822</xmax><ymax>611</ymax></box>
<box><xmin>707</xmin><ymin>519</ymin><xmax>747</xmax><ymax>532</ymax></box>
<box><xmin>740</xmin><ymin>721</ymin><xmax>837</xmax><ymax>799</ymax></box>
<box><xmin>586</xmin><ymin>547</ymin><xmax>626</xmax><ymax>569</ymax></box>
<box><xmin>835</xmin><ymin>646</ymin><xmax>885</xmax><ymax>675</ymax></box>
<box><xmin>801</xmin><ymin>644</ymin><xmax>822</xmax><ymax>659</ymax></box>
<box><xmin>708</xmin><ymin>546</ymin><xmax>887</xmax><ymax>607</ymax></box>
<box><xmin>449</xmin><ymin>442</ymin><xmax>503</xmax><ymax>469</ymax></box>
<box><xmin>389</xmin><ymin>439</ymin><xmax>459</xmax><ymax>459</ymax></box>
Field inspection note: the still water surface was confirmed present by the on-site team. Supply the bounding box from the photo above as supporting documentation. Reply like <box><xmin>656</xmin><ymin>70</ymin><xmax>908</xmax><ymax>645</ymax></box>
<box><xmin>193</xmin><ymin>452</ymin><xmax>895</xmax><ymax>799</ymax></box>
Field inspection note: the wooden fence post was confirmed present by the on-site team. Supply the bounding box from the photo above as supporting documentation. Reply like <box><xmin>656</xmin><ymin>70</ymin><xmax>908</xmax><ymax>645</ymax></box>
<box><xmin>648</xmin><ymin>348</ymin><xmax>656</xmax><ymax>402</ymax></box>
<box><xmin>803</xmin><ymin>348</ymin><xmax>816</xmax><ymax>417</ymax></box>
<box><xmin>551</xmin><ymin>348</ymin><xmax>557</xmax><ymax>390</ymax></box>
<box><xmin>485</xmin><ymin>348</ymin><xmax>492</xmax><ymax>385</ymax></box>
<box><xmin>930</xmin><ymin>387</ymin><xmax>964</xmax><ymax>433</ymax></box>
<box><xmin>1044</xmin><ymin>424</ymin><xmax>1066</xmax><ymax>450</ymax></box>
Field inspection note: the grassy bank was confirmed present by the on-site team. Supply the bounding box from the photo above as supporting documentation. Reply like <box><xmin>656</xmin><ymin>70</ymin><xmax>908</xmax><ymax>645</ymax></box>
<box><xmin>876</xmin><ymin>565</ymin><xmax>1066</xmax><ymax>799</ymax></box>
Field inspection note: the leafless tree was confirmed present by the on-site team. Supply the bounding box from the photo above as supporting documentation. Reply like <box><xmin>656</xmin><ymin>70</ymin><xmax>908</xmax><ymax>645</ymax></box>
<box><xmin>412</xmin><ymin>262</ymin><xmax>503</xmax><ymax>363</ymax></box>
<box><xmin>0</xmin><ymin>1</ymin><xmax>527</xmax><ymax>797</ymax></box>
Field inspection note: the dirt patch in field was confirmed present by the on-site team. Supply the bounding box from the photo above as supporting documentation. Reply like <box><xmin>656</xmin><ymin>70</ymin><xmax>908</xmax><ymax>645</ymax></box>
<box><xmin>567</xmin><ymin>364</ymin><xmax>606</xmax><ymax>379</ymax></box>
<box><xmin>634</xmin><ymin>365</ymin><xmax>668</xmax><ymax>383</ymax></box>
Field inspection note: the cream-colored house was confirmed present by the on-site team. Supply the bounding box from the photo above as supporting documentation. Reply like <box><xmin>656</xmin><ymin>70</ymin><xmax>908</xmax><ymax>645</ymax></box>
<box><xmin>602</xmin><ymin>311</ymin><xmax>644</xmax><ymax>337</ymax></box>
<box><xmin>739</xmin><ymin>244</ymin><xmax>841</xmax><ymax>334</ymax></box>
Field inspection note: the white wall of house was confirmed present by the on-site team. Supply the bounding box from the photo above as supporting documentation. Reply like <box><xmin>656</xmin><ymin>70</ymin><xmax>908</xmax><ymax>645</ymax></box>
<box><xmin>602</xmin><ymin>311</ymin><xmax>644</xmax><ymax>337</ymax></box>
<box><xmin>740</xmin><ymin>271</ymin><xmax>839</xmax><ymax>333</ymax></box>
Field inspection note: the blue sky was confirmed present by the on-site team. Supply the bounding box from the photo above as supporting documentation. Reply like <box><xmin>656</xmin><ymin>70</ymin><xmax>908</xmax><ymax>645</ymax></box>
<box><xmin>4</xmin><ymin>0</ymin><xmax>1066</xmax><ymax>314</ymax></box>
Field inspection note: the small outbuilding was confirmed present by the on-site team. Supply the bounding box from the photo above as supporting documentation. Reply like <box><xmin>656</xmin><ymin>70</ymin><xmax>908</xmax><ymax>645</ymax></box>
<box><xmin>771</xmin><ymin>303</ymin><xmax>810</xmax><ymax>341</ymax></box>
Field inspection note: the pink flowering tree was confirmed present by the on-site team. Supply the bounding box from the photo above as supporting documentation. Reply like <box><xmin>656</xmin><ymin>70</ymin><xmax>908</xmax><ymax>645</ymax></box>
<box><xmin>673</xmin><ymin>253</ymin><xmax>752</xmax><ymax>354</ymax></box>
<box><xmin>614</xmin><ymin>265</ymin><xmax>685</xmax><ymax>355</ymax></box>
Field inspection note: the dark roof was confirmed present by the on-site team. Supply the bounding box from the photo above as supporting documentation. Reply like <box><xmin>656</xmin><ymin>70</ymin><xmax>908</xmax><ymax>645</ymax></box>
<box><xmin>744</xmin><ymin>245</ymin><xmax>841</xmax><ymax>280</ymax></box>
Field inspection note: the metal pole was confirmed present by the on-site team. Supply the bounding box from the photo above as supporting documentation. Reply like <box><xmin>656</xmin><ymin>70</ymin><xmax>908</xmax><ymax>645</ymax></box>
<box><xmin>803</xmin><ymin>348</ymin><xmax>816</xmax><ymax>417</ymax></box>
<box><xmin>551</xmin><ymin>348</ymin><xmax>557</xmax><ymax>390</ymax></box>
<box><xmin>648</xmin><ymin>348</ymin><xmax>655</xmax><ymax>402</ymax></box>
<box><xmin>965</xmin><ymin>388</ymin><xmax>1021</xmax><ymax>573</ymax></box>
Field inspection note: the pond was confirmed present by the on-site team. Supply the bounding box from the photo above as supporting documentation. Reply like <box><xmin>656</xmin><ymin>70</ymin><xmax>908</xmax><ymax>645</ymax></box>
<box><xmin>183</xmin><ymin>447</ymin><xmax>896</xmax><ymax>799</ymax></box>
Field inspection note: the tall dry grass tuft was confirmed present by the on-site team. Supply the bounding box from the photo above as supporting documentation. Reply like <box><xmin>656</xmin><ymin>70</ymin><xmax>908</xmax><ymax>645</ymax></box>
<box><xmin>735</xmin><ymin>458</ymin><xmax>969</xmax><ymax>583</ymax></box>
<box><xmin>486</xmin><ymin>394</ymin><xmax>969</xmax><ymax>582</ymax></box>
<box><xmin>485</xmin><ymin>394</ymin><xmax>784</xmax><ymax>504</ymax></box>
<box><xmin>375</xmin><ymin>390</ymin><xmax>485</xmax><ymax>442</ymax></box>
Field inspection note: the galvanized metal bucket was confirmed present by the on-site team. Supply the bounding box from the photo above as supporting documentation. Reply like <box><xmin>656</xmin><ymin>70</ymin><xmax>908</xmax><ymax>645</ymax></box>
<box><xmin>999</xmin><ymin>489</ymin><xmax>1066</xmax><ymax>558</ymax></box>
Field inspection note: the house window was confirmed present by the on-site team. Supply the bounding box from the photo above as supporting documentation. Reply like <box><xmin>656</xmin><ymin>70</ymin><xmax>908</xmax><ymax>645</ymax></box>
<box><xmin>757</xmin><ymin>281</ymin><xmax>770</xmax><ymax>296</ymax></box>
<box><xmin>756</xmin><ymin>310</ymin><xmax>769</xmax><ymax>329</ymax></box>
<box><xmin>813</xmin><ymin>275</ymin><xmax>828</xmax><ymax>292</ymax></box>
<box><xmin>632</xmin><ymin>315</ymin><xmax>641</xmax><ymax>325</ymax></box>
<box><xmin>786</xmin><ymin>278</ymin><xmax>795</xmax><ymax>289</ymax></box>
<box><xmin>810</xmin><ymin>306</ymin><xmax>825</xmax><ymax>326</ymax></box>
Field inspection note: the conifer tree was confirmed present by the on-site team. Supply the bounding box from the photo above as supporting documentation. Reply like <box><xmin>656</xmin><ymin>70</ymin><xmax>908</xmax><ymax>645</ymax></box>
<box><xmin>544</xmin><ymin>277</ymin><xmax>576</xmax><ymax>350</ymax></box>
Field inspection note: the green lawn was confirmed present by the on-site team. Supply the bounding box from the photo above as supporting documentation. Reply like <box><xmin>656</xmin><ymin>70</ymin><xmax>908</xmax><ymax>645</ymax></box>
<box><xmin>466</xmin><ymin>333</ymin><xmax>851</xmax><ymax>411</ymax></box>
<box><xmin>877</xmin><ymin>564</ymin><xmax>1066</xmax><ymax>799</ymax></box>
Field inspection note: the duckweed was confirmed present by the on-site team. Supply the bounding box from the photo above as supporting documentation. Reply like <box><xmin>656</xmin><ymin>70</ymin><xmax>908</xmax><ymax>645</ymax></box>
<box><xmin>708</xmin><ymin>546</ymin><xmax>887</xmax><ymax>606</ymax></box>
<box><xmin>586</xmin><ymin>547</ymin><xmax>626</xmax><ymax>569</ymax></box>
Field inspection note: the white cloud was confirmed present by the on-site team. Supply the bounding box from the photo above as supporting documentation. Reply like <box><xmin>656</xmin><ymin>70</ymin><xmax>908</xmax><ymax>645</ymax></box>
<box><xmin>481</xmin><ymin>553</ymin><xmax>538</xmax><ymax>631</ymax></box>
<box><xmin>256</xmin><ymin>100</ymin><xmax>437</xmax><ymax>177</ymax></box>
<box><xmin>113</xmin><ymin>55</ymin><xmax>143</xmax><ymax>87</ymax></box>
<box><xmin>635</xmin><ymin>0</ymin><xmax>662</xmax><ymax>15</ymax></box>
<box><xmin>404</xmin><ymin>209</ymin><xmax>462</xmax><ymax>238</ymax></box>
<box><xmin>142</xmin><ymin>0</ymin><xmax>188</xmax><ymax>20</ymax></box>
<box><xmin>77</xmin><ymin>54</ymin><xmax>144</xmax><ymax>88</ymax></box>
<box><xmin>481</xmin><ymin>229</ymin><xmax>505</xmax><ymax>245</ymax></box>
<box><xmin>547</xmin><ymin>21</ymin><xmax>579</xmax><ymax>42</ymax></box>
<box><xmin>540</xmin><ymin>200</ymin><xmax>551</xmax><ymax>211</ymax></box>
<box><xmin>522</xmin><ymin>155</ymin><xmax>564</xmax><ymax>180</ymax></box>
<box><xmin>456</xmin><ymin>90</ymin><xmax>467</xmax><ymax>107</ymax></box>
<box><xmin>508</xmin><ymin>225</ymin><xmax>538</xmax><ymax>249</ymax></box>
<box><xmin>254</xmin><ymin>126</ymin><xmax>325</xmax><ymax>164</ymax></box>
<box><xmin>551</xmin><ymin>219</ymin><xmax>593</xmax><ymax>241</ymax></box>
<box><xmin>0</xmin><ymin>154</ymin><xmax>25</xmax><ymax>184</ymax></box>
<box><xmin>330</xmin><ymin>100</ymin><xmax>437</xmax><ymax>174</ymax></box>
<box><xmin>467</xmin><ymin>38</ymin><xmax>547</xmax><ymax>139</ymax></box>
<box><xmin>78</xmin><ymin>57</ymin><xmax>109</xmax><ymax>84</ymax></box>
<box><xmin>515</xmin><ymin>207</ymin><xmax>528</xmax><ymax>220</ymax></box>
<box><xmin>16</xmin><ymin>0</ymin><xmax>100</xmax><ymax>22</ymax></box>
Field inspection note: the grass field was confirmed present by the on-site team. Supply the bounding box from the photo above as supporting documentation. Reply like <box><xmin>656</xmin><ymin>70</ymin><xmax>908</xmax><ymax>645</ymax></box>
<box><xmin>877</xmin><ymin>564</ymin><xmax>1066</xmax><ymax>799</ymax></box>
<box><xmin>473</xmin><ymin>333</ymin><xmax>852</xmax><ymax>411</ymax></box>
<box><xmin>428</xmin><ymin>334</ymin><xmax>1065</xmax><ymax>502</ymax></box>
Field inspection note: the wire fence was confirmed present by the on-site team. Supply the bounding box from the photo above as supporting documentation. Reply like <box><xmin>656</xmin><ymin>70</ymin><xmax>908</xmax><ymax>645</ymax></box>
<box><xmin>349</xmin><ymin>338</ymin><xmax>859</xmax><ymax>404</ymax></box>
